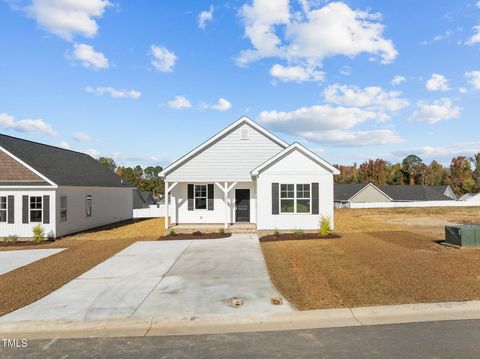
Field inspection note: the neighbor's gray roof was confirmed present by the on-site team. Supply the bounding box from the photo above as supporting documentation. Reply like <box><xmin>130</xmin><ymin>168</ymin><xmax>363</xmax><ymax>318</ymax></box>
<box><xmin>334</xmin><ymin>183</ymin><xmax>370</xmax><ymax>202</ymax></box>
<box><xmin>0</xmin><ymin>134</ymin><xmax>135</xmax><ymax>188</ymax></box>
<box><xmin>379</xmin><ymin>185</ymin><xmax>454</xmax><ymax>201</ymax></box>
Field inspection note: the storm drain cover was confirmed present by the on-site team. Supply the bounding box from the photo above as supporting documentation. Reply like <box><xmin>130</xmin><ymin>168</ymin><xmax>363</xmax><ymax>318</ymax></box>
<box><xmin>270</xmin><ymin>296</ymin><xmax>283</xmax><ymax>305</ymax></box>
<box><xmin>228</xmin><ymin>297</ymin><xmax>245</xmax><ymax>308</ymax></box>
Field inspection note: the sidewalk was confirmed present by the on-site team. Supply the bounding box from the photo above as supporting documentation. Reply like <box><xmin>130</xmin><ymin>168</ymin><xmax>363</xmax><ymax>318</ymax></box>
<box><xmin>2</xmin><ymin>300</ymin><xmax>480</xmax><ymax>340</ymax></box>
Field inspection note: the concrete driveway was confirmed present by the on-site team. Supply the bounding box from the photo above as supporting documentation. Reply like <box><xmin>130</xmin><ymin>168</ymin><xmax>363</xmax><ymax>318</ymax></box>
<box><xmin>0</xmin><ymin>248</ymin><xmax>65</xmax><ymax>276</ymax></box>
<box><xmin>0</xmin><ymin>235</ymin><xmax>291</xmax><ymax>322</ymax></box>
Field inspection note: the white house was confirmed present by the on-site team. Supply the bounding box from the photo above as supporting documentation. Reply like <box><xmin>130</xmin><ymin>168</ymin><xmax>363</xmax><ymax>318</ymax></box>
<box><xmin>0</xmin><ymin>134</ymin><xmax>135</xmax><ymax>238</ymax></box>
<box><xmin>160</xmin><ymin>117</ymin><xmax>339</xmax><ymax>230</ymax></box>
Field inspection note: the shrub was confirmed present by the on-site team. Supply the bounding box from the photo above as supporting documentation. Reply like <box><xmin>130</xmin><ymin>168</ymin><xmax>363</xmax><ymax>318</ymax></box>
<box><xmin>168</xmin><ymin>229</ymin><xmax>177</xmax><ymax>237</ymax></box>
<box><xmin>7</xmin><ymin>234</ymin><xmax>18</xmax><ymax>243</ymax></box>
<box><xmin>219</xmin><ymin>228</ymin><xmax>226</xmax><ymax>235</ymax></box>
<box><xmin>319</xmin><ymin>216</ymin><xmax>332</xmax><ymax>237</ymax></box>
<box><xmin>294</xmin><ymin>229</ymin><xmax>305</xmax><ymax>237</ymax></box>
<box><xmin>273</xmin><ymin>228</ymin><xmax>280</xmax><ymax>237</ymax></box>
<box><xmin>32</xmin><ymin>225</ymin><xmax>45</xmax><ymax>243</ymax></box>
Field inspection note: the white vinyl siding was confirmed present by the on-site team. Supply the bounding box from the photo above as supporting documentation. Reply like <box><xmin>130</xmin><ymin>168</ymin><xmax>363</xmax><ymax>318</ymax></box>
<box><xmin>166</xmin><ymin>123</ymin><xmax>284</xmax><ymax>182</ymax></box>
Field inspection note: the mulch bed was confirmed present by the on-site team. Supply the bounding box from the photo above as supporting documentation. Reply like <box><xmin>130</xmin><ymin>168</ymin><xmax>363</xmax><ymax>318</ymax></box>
<box><xmin>259</xmin><ymin>233</ymin><xmax>341</xmax><ymax>242</ymax></box>
<box><xmin>158</xmin><ymin>231</ymin><xmax>232</xmax><ymax>241</ymax></box>
<box><xmin>0</xmin><ymin>240</ymin><xmax>55</xmax><ymax>247</ymax></box>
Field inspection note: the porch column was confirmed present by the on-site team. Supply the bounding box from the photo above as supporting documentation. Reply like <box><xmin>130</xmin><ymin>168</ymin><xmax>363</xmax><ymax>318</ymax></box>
<box><xmin>164</xmin><ymin>181</ymin><xmax>169</xmax><ymax>229</ymax></box>
<box><xmin>224</xmin><ymin>181</ymin><xmax>228</xmax><ymax>229</ymax></box>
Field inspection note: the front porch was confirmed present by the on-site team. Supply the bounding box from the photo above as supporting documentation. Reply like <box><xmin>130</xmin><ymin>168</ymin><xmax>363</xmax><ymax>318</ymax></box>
<box><xmin>164</xmin><ymin>180</ymin><xmax>256</xmax><ymax>230</ymax></box>
<box><xmin>169</xmin><ymin>222</ymin><xmax>257</xmax><ymax>234</ymax></box>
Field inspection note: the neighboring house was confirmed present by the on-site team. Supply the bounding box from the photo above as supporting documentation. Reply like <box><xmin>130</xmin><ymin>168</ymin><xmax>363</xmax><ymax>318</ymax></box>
<box><xmin>133</xmin><ymin>189</ymin><xmax>156</xmax><ymax>209</ymax></box>
<box><xmin>379</xmin><ymin>185</ymin><xmax>456</xmax><ymax>202</ymax></box>
<box><xmin>0</xmin><ymin>134</ymin><xmax>135</xmax><ymax>238</ymax></box>
<box><xmin>160</xmin><ymin>117</ymin><xmax>340</xmax><ymax>230</ymax></box>
<box><xmin>460</xmin><ymin>193</ymin><xmax>480</xmax><ymax>202</ymax></box>
<box><xmin>334</xmin><ymin>183</ymin><xmax>392</xmax><ymax>208</ymax></box>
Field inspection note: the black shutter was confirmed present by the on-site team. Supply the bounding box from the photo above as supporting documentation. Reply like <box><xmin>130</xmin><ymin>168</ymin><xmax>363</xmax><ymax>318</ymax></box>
<box><xmin>272</xmin><ymin>183</ymin><xmax>279</xmax><ymax>215</ymax></box>
<box><xmin>312</xmin><ymin>183</ymin><xmax>319</xmax><ymax>215</ymax></box>
<box><xmin>207</xmin><ymin>184</ymin><xmax>214</xmax><ymax>211</ymax></box>
<box><xmin>43</xmin><ymin>195</ymin><xmax>50</xmax><ymax>224</ymax></box>
<box><xmin>7</xmin><ymin>195</ymin><xmax>14</xmax><ymax>224</ymax></box>
<box><xmin>187</xmin><ymin>184</ymin><xmax>194</xmax><ymax>211</ymax></box>
<box><xmin>22</xmin><ymin>195</ymin><xmax>29</xmax><ymax>223</ymax></box>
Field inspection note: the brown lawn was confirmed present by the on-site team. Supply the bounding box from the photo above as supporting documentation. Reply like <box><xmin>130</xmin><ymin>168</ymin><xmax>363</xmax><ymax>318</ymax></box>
<box><xmin>261</xmin><ymin>207</ymin><xmax>480</xmax><ymax>310</ymax></box>
<box><xmin>0</xmin><ymin>218</ymin><xmax>165</xmax><ymax>317</ymax></box>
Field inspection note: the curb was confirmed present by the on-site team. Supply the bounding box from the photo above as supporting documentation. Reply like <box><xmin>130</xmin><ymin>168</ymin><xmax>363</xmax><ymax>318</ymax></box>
<box><xmin>1</xmin><ymin>300</ymin><xmax>480</xmax><ymax>340</ymax></box>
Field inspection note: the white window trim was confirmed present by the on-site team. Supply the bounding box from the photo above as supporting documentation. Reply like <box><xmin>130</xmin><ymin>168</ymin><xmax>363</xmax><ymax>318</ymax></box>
<box><xmin>194</xmin><ymin>184</ymin><xmax>208</xmax><ymax>211</ymax></box>
<box><xmin>30</xmin><ymin>196</ymin><xmax>43</xmax><ymax>223</ymax></box>
<box><xmin>0</xmin><ymin>196</ymin><xmax>7</xmax><ymax>223</ymax></box>
<box><xmin>279</xmin><ymin>183</ymin><xmax>312</xmax><ymax>215</ymax></box>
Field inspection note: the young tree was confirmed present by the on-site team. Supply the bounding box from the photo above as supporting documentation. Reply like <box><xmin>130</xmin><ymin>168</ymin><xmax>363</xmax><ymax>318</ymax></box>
<box><xmin>471</xmin><ymin>153</ymin><xmax>480</xmax><ymax>191</ymax></box>
<box><xmin>401</xmin><ymin>155</ymin><xmax>426</xmax><ymax>185</ymax></box>
<box><xmin>334</xmin><ymin>164</ymin><xmax>358</xmax><ymax>183</ymax></box>
<box><xmin>386</xmin><ymin>162</ymin><xmax>404</xmax><ymax>185</ymax></box>
<box><xmin>424</xmin><ymin>160</ymin><xmax>447</xmax><ymax>186</ymax></box>
<box><xmin>98</xmin><ymin>157</ymin><xmax>117</xmax><ymax>171</ymax></box>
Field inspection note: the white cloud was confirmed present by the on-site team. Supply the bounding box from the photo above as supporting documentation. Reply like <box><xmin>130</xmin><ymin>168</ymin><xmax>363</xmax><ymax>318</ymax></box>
<box><xmin>85</xmin><ymin>86</ymin><xmax>141</xmax><ymax>99</ymax></box>
<box><xmin>391</xmin><ymin>75</ymin><xmax>406</xmax><ymax>86</ymax></box>
<box><xmin>466</xmin><ymin>26</ymin><xmax>480</xmax><ymax>45</ymax></box>
<box><xmin>198</xmin><ymin>5</ymin><xmax>214</xmax><ymax>29</ymax></box>
<box><xmin>408</xmin><ymin>98</ymin><xmax>460</xmax><ymax>124</ymax></box>
<box><xmin>73</xmin><ymin>131</ymin><xmax>93</xmax><ymax>142</ymax></box>
<box><xmin>26</xmin><ymin>0</ymin><xmax>110</xmax><ymax>40</ymax></box>
<box><xmin>269</xmin><ymin>64</ymin><xmax>324</xmax><ymax>82</ymax></box>
<box><xmin>69</xmin><ymin>43</ymin><xmax>109</xmax><ymax>69</ymax></box>
<box><xmin>150</xmin><ymin>45</ymin><xmax>177</xmax><ymax>72</ymax></box>
<box><xmin>0</xmin><ymin>113</ymin><xmax>58</xmax><ymax>137</ymax></box>
<box><xmin>459</xmin><ymin>87</ymin><xmax>468</xmax><ymax>94</ymax></box>
<box><xmin>57</xmin><ymin>141</ymin><xmax>71</xmax><ymax>149</ymax></box>
<box><xmin>340</xmin><ymin>66</ymin><xmax>352</xmax><ymax>76</ymax></box>
<box><xmin>310</xmin><ymin>129</ymin><xmax>403</xmax><ymax>146</ymax></box>
<box><xmin>167</xmin><ymin>96</ymin><xmax>192</xmax><ymax>109</ymax></box>
<box><xmin>208</xmin><ymin>98</ymin><xmax>232</xmax><ymax>111</ymax></box>
<box><xmin>323</xmin><ymin>84</ymin><xmax>409</xmax><ymax>112</ymax></box>
<box><xmin>425</xmin><ymin>73</ymin><xmax>450</xmax><ymax>92</ymax></box>
<box><xmin>237</xmin><ymin>1</ymin><xmax>397</xmax><ymax>79</ymax></box>
<box><xmin>465</xmin><ymin>71</ymin><xmax>480</xmax><ymax>89</ymax></box>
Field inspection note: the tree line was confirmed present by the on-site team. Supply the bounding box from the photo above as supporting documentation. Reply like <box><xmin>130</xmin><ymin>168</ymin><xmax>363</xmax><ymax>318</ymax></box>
<box><xmin>334</xmin><ymin>154</ymin><xmax>480</xmax><ymax>196</ymax></box>
<box><xmin>98</xmin><ymin>157</ymin><xmax>164</xmax><ymax>197</ymax></box>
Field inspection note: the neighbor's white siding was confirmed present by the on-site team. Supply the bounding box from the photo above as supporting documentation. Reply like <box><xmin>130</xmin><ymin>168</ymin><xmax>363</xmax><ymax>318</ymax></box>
<box><xmin>55</xmin><ymin>186</ymin><xmax>134</xmax><ymax>237</ymax></box>
<box><xmin>166</xmin><ymin>123</ymin><xmax>284</xmax><ymax>182</ymax></box>
<box><xmin>0</xmin><ymin>188</ymin><xmax>56</xmax><ymax>238</ymax></box>
<box><xmin>170</xmin><ymin>182</ymin><xmax>256</xmax><ymax>224</ymax></box>
<box><xmin>256</xmin><ymin>149</ymin><xmax>334</xmax><ymax>230</ymax></box>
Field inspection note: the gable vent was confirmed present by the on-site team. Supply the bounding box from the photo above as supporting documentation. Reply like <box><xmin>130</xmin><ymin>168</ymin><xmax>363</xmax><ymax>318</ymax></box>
<box><xmin>240</xmin><ymin>128</ymin><xmax>249</xmax><ymax>140</ymax></box>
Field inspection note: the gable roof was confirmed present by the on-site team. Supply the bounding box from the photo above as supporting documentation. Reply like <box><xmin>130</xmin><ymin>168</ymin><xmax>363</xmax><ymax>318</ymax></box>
<box><xmin>251</xmin><ymin>142</ymin><xmax>340</xmax><ymax>176</ymax></box>
<box><xmin>379</xmin><ymin>185</ymin><xmax>454</xmax><ymax>201</ymax></box>
<box><xmin>159</xmin><ymin>116</ymin><xmax>288</xmax><ymax>177</ymax></box>
<box><xmin>334</xmin><ymin>183</ymin><xmax>392</xmax><ymax>202</ymax></box>
<box><xmin>0</xmin><ymin>134</ymin><xmax>135</xmax><ymax>188</ymax></box>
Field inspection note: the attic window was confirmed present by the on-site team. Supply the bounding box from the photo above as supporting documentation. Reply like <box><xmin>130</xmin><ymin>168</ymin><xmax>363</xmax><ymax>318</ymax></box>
<box><xmin>240</xmin><ymin>128</ymin><xmax>249</xmax><ymax>140</ymax></box>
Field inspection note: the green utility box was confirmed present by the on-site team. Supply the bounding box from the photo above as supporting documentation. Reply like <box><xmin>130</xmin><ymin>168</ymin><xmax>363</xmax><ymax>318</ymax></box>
<box><xmin>445</xmin><ymin>225</ymin><xmax>480</xmax><ymax>247</ymax></box>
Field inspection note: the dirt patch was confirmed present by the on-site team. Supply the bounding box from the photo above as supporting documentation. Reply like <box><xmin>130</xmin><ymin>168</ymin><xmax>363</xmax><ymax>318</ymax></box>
<box><xmin>262</xmin><ymin>208</ymin><xmax>480</xmax><ymax>310</ymax></box>
<box><xmin>0</xmin><ymin>240</ymin><xmax>55</xmax><ymax>247</ymax></box>
<box><xmin>259</xmin><ymin>233</ymin><xmax>341</xmax><ymax>242</ymax></box>
<box><xmin>158</xmin><ymin>232</ymin><xmax>232</xmax><ymax>240</ymax></box>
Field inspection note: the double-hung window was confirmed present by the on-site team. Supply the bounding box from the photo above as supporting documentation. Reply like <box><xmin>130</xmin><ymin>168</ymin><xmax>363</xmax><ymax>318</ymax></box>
<box><xmin>0</xmin><ymin>197</ymin><xmax>6</xmax><ymax>223</ymax></box>
<box><xmin>194</xmin><ymin>185</ymin><xmax>207</xmax><ymax>210</ymax></box>
<box><xmin>60</xmin><ymin>196</ymin><xmax>68</xmax><ymax>222</ymax></box>
<box><xmin>30</xmin><ymin>196</ymin><xmax>42</xmax><ymax>222</ymax></box>
<box><xmin>86</xmin><ymin>195</ymin><xmax>93</xmax><ymax>217</ymax></box>
<box><xmin>280</xmin><ymin>184</ymin><xmax>311</xmax><ymax>214</ymax></box>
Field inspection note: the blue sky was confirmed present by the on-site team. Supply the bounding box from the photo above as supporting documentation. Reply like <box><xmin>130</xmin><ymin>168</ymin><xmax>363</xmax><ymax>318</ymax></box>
<box><xmin>1</xmin><ymin>0</ymin><xmax>480</xmax><ymax>167</ymax></box>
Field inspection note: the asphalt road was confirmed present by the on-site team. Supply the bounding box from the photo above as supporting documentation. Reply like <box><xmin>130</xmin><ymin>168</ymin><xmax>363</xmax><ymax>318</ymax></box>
<box><xmin>2</xmin><ymin>319</ymin><xmax>480</xmax><ymax>359</ymax></box>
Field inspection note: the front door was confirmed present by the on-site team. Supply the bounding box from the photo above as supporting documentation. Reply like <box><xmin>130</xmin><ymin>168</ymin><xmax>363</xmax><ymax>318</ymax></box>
<box><xmin>235</xmin><ymin>189</ymin><xmax>250</xmax><ymax>222</ymax></box>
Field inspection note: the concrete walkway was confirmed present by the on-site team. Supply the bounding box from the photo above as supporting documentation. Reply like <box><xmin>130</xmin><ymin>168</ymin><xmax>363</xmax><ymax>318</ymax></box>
<box><xmin>0</xmin><ymin>234</ymin><xmax>291</xmax><ymax>323</ymax></box>
<box><xmin>0</xmin><ymin>248</ymin><xmax>65</xmax><ymax>276</ymax></box>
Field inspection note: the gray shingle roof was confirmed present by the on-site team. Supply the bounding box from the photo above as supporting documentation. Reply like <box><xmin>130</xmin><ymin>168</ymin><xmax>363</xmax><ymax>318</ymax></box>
<box><xmin>379</xmin><ymin>185</ymin><xmax>453</xmax><ymax>201</ymax></box>
<box><xmin>0</xmin><ymin>134</ymin><xmax>135</xmax><ymax>188</ymax></box>
<box><xmin>334</xmin><ymin>183</ymin><xmax>370</xmax><ymax>202</ymax></box>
